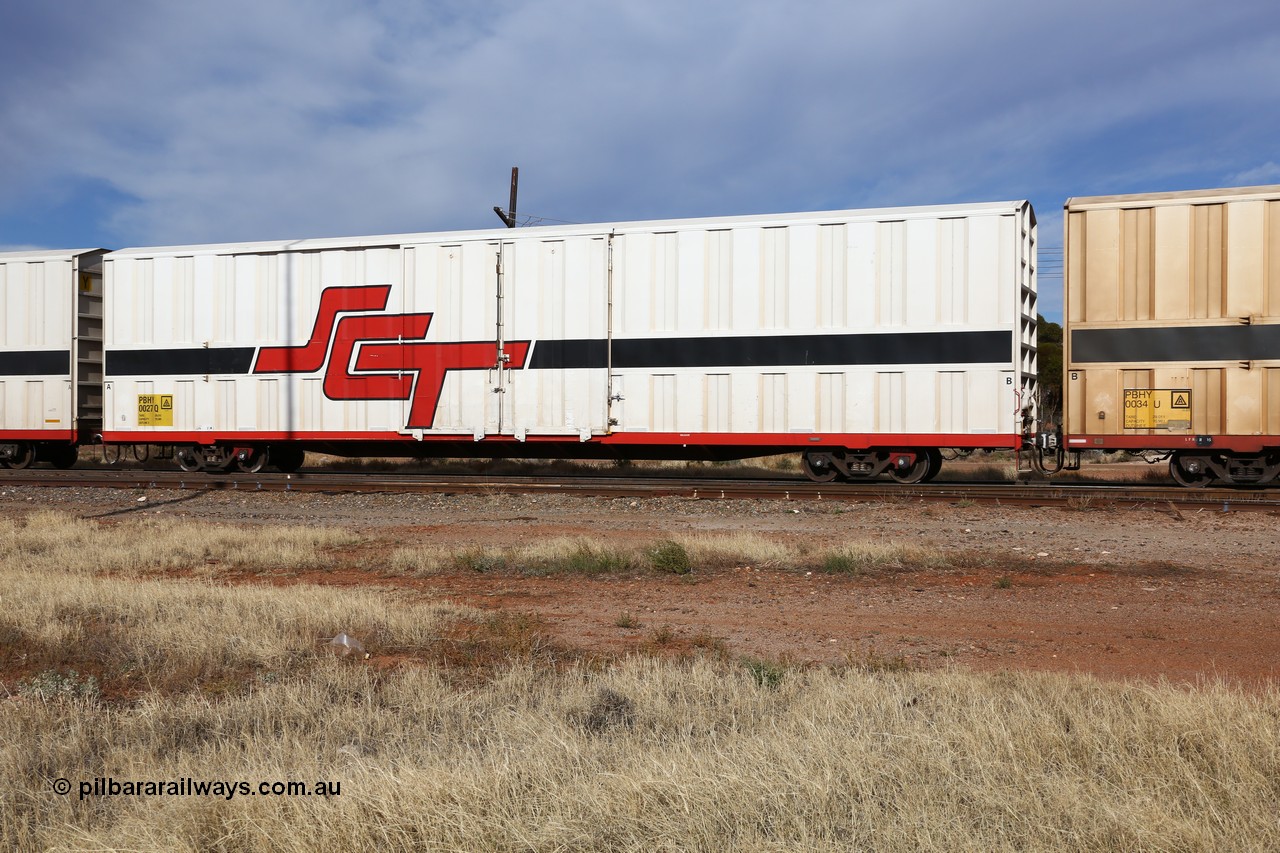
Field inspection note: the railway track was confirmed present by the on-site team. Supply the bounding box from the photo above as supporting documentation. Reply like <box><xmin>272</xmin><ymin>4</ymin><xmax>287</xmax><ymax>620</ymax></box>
<box><xmin>3</xmin><ymin>468</ymin><xmax>1280</xmax><ymax>512</ymax></box>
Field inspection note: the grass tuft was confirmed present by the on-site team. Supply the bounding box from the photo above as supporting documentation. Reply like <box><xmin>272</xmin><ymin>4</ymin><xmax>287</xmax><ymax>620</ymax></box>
<box><xmin>742</xmin><ymin>656</ymin><xmax>787</xmax><ymax>689</ymax></box>
<box><xmin>649</xmin><ymin>539</ymin><xmax>691</xmax><ymax>574</ymax></box>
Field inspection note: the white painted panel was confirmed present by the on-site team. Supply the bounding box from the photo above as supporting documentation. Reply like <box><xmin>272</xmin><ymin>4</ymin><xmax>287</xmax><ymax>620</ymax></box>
<box><xmin>817</xmin><ymin>372</ymin><xmax>844</xmax><ymax>432</ymax></box>
<box><xmin>787</xmin><ymin>369</ymin><xmax>815</xmax><ymax>431</ymax></box>
<box><xmin>151</xmin><ymin>257</ymin><xmax>174</xmax><ymax>347</ymax></box>
<box><xmin>618</xmin><ymin>233</ymin><xmax>649</xmax><ymax>335</ymax></box>
<box><xmin>217</xmin><ymin>379</ymin><xmax>236</xmax><ymax>430</ymax></box>
<box><xmin>191</xmin><ymin>255</ymin><xmax>217</xmax><ymax>344</ymax></box>
<box><xmin>760</xmin><ymin>228</ymin><xmax>788</xmax><ymax>328</ymax></box>
<box><xmin>705</xmin><ymin>374</ymin><xmax>730</xmax><ymax>432</ymax></box>
<box><xmin>787</xmin><ymin>224</ymin><xmax>817</xmax><ymax>331</ymax></box>
<box><xmin>968</xmin><ymin>369</ymin><xmax>1000</xmax><ymax>434</ymax></box>
<box><xmin>903</xmin><ymin>371</ymin><xmax>937</xmax><ymax>433</ymax></box>
<box><xmin>651</xmin><ymin>232</ymin><xmax>677</xmax><ymax>333</ymax></box>
<box><xmin>938</xmin><ymin>219</ymin><xmax>968</xmax><ymax>325</ymax></box>
<box><xmin>938</xmin><ymin>372</ymin><xmax>966</xmax><ymax>433</ymax></box>
<box><xmin>730</xmin><ymin>373</ymin><xmax>757</xmax><ymax>432</ymax></box>
<box><xmin>705</xmin><ymin>230</ymin><xmax>733</xmax><ymax>330</ymax></box>
<box><xmin>674</xmin><ymin>373</ymin><xmax>700</xmax><ymax>431</ymax></box>
<box><xmin>211</xmin><ymin>255</ymin><xmax>232</xmax><ymax>344</ymax></box>
<box><xmin>760</xmin><ymin>373</ymin><xmax>787</xmax><ymax>432</ymax></box>
<box><xmin>651</xmin><ymin>374</ymin><xmax>675</xmax><ymax>432</ymax></box>
<box><xmin>676</xmin><ymin>230</ymin><xmax>704</xmax><ymax>333</ymax></box>
<box><xmin>846</xmin><ymin>222</ymin><xmax>877</xmax><ymax>331</ymax></box>
<box><xmin>877</xmin><ymin>221</ymin><xmax>905</xmax><ymax>326</ymax></box>
<box><xmin>506</xmin><ymin>235</ymin><xmax>608</xmax><ymax>436</ymax></box>
<box><xmin>257</xmin><ymin>378</ymin><xmax>279</xmax><ymax>432</ymax></box>
<box><xmin>176</xmin><ymin>380</ymin><xmax>195</xmax><ymax>431</ymax></box>
<box><xmin>904</xmin><ymin>219</ymin><xmax>939</xmax><ymax>326</ymax></box>
<box><xmin>966</xmin><ymin>215</ymin><xmax>1000</xmax><ymax>324</ymax></box>
<box><xmin>232</xmin><ymin>255</ymin><xmax>256</xmax><ymax>345</ymax></box>
<box><xmin>25</xmin><ymin>382</ymin><xmax>42</xmax><ymax>430</ymax></box>
<box><xmin>876</xmin><ymin>372</ymin><xmax>904</xmax><ymax>433</ymax></box>
<box><xmin>817</xmin><ymin>225</ymin><xmax>847</xmax><ymax>329</ymax></box>
<box><xmin>730</xmin><ymin>227</ymin><xmax>761</xmax><ymax>332</ymax></box>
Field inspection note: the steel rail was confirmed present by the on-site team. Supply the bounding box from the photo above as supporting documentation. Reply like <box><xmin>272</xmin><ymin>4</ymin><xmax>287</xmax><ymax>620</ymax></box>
<box><xmin>2</xmin><ymin>469</ymin><xmax>1279</xmax><ymax>512</ymax></box>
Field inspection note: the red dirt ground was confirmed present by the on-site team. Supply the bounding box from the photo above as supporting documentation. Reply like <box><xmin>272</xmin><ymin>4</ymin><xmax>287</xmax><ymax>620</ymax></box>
<box><xmin>5</xmin><ymin>481</ymin><xmax>1280</xmax><ymax>686</ymax></box>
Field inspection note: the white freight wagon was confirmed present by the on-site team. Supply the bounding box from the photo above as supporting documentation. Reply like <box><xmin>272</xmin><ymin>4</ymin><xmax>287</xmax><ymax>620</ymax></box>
<box><xmin>0</xmin><ymin>249</ymin><xmax>104</xmax><ymax>468</ymax></box>
<box><xmin>102</xmin><ymin>201</ymin><xmax>1037</xmax><ymax>480</ymax></box>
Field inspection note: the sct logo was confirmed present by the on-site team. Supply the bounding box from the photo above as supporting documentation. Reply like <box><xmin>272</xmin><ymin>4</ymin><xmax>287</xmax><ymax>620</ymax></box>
<box><xmin>253</xmin><ymin>285</ymin><xmax>529</xmax><ymax>429</ymax></box>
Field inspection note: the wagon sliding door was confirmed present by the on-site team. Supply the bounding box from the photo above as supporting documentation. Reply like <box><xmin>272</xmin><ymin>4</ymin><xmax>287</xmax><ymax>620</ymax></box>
<box><xmin>504</xmin><ymin>235</ymin><xmax>611</xmax><ymax>440</ymax></box>
<box><xmin>401</xmin><ymin>241</ymin><xmax>505</xmax><ymax>438</ymax></box>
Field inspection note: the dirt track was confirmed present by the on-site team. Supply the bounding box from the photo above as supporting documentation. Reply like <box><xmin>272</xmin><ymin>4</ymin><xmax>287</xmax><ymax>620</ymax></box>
<box><xmin>6</xmin><ymin>480</ymin><xmax>1280</xmax><ymax>685</ymax></box>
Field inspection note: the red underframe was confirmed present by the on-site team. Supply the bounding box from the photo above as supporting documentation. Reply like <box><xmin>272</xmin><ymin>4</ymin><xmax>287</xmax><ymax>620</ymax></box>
<box><xmin>99</xmin><ymin>430</ymin><xmax>1023</xmax><ymax>450</ymax></box>
<box><xmin>1063</xmin><ymin>434</ymin><xmax>1280</xmax><ymax>453</ymax></box>
<box><xmin>0</xmin><ymin>430</ymin><xmax>76</xmax><ymax>442</ymax></box>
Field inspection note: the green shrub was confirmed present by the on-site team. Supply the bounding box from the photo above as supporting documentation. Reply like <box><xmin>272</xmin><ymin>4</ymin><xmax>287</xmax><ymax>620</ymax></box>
<box><xmin>649</xmin><ymin>540</ymin><xmax>691</xmax><ymax>575</ymax></box>
<box><xmin>743</xmin><ymin>657</ymin><xmax>786</xmax><ymax>689</ymax></box>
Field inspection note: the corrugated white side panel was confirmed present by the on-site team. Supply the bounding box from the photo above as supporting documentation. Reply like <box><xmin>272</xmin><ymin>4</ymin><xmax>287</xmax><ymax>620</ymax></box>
<box><xmin>2</xmin><ymin>259</ymin><xmax>63</xmax><ymax>351</ymax></box>
<box><xmin>818</xmin><ymin>224</ymin><xmax>846</xmax><ymax>328</ymax></box>
<box><xmin>505</xmin><ymin>234</ymin><xmax>610</xmax><ymax>436</ymax></box>
<box><xmin>706</xmin><ymin>374</ymin><xmax>730</xmax><ymax>431</ymax></box>
<box><xmin>705</xmin><ymin>230</ymin><xmax>732</xmax><ymax>330</ymax></box>
<box><xmin>905</xmin><ymin>219</ymin><xmax>938</xmax><ymax>327</ymax></box>
<box><xmin>102</xmin><ymin>201</ymin><xmax>1030</xmax><ymax>445</ymax></box>
<box><xmin>0</xmin><ymin>254</ymin><xmax>83</xmax><ymax>434</ymax></box>
<box><xmin>816</xmin><ymin>372</ymin><xmax>843</xmax><ymax>432</ymax></box>
<box><xmin>938</xmin><ymin>372</ymin><xmax>967</xmax><ymax>433</ymax></box>
<box><xmin>406</xmin><ymin>240</ymin><xmax>487</xmax><ymax>434</ymax></box>
<box><xmin>787</xmin><ymin>225</ymin><xmax>817</xmax><ymax>331</ymax></box>
<box><xmin>605</xmin><ymin>207</ymin><xmax>1027</xmax><ymax>437</ymax></box>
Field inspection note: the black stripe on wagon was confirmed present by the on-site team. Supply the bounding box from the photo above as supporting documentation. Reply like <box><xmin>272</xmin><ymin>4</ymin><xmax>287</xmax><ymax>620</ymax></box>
<box><xmin>106</xmin><ymin>347</ymin><xmax>257</xmax><ymax>376</ymax></box>
<box><xmin>1072</xmin><ymin>325</ymin><xmax>1280</xmax><ymax>363</ymax></box>
<box><xmin>0</xmin><ymin>350</ymin><xmax>70</xmax><ymax>376</ymax></box>
<box><xmin>530</xmin><ymin>330</ymin><xmax>1012</xmax><ymax>370</ymax></box>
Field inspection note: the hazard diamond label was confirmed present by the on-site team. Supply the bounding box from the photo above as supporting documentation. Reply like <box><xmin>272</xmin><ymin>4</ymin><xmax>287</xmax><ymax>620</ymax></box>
<box><xmin>1123</xmin><ymin>389</ymin><xmax>1192</xmax><ymax>430</ymax></box>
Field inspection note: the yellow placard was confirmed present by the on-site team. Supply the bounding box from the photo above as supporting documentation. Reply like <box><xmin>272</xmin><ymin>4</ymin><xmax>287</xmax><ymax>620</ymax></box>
<box><xmin>1123</xmin><ymin>389</ymin><xmax>1191</xmax><ymax>430</ymax></box>
<box><xmin>138</xmin><ymin>394</ymin><xmax>174</xmax><ymax>427</ymax></box>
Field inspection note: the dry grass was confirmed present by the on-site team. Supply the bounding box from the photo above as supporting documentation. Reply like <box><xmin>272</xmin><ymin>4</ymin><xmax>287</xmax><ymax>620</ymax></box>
<box><xmin>389</xmin><ymin>532</ymin><xmax>972</xmax><ymax>578</ymax></box>
<box><xmin>6</xmin><ymin>659</ymin><xmax>1279</xmax><ymax>851</ymax></box>
<box><xmin>0</xmin><ymin>510</ymin><xmax>359</xmax><ymax>575</ymax></box>
<box><xmin>820</xmin><ymin>541</ymin><xmax>958</xmax><ymax>574</ymax></box>
<box><xmin>0</xmin><ymin>513</ymin><xmax>473</xmax><ymax>700</ymax></box>
<box><xmin>5</xmin><ymin>512</ymin><xmax>1279</xmax><ymax>851</ymax></box>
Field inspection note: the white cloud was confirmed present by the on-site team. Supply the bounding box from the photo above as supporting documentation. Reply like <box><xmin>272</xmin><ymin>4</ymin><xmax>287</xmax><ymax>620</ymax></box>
<box><xmin>1231</xmin><ymin>162</ymin><xmax>1280</xmax><ymax>185</ymax></box>
<box><xmin>2</xmin><ymin>0</ymin><xmax>1279</xmax><ymax>262</ymax></box>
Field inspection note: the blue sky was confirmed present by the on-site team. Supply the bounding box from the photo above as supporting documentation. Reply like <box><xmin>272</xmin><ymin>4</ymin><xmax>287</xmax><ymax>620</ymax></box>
<box><xmin>3</xmin><ymin>1</ymin><xmax>1279</xmax><ymax>321</ymax></box>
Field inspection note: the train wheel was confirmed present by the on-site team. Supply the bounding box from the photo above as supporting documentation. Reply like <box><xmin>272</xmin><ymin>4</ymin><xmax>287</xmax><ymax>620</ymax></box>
<box><xmin>1169</xmin><ymin>454</ymin><xmax>1214</xmax><ymax>488</ymax></box>
<box><xmin>888</xmin><ymin>449</ymin><xmax>933</xmax><ymax>485</ymax></box>
<box><xmin>175</xmin><ymin>446</ymin><xmax>203</xmax><ymax>473</ymax></box>
<box><xmin>235</xmin><ymin>448</ymin><xmax>268</xmax><ymax>474</ymax></box>
<box><xmin>801</xmin><ymin>451</ymin><xmax>840</xmax><ymax>483</ymax></box>
<box><xmin>921</xmin><ymin>448</ymin><xmax>944</xmax><ymax>482</ymax></box>
<box><xmin>44</xmin><ymin>444</ymin><xmax>79</xmax><ymax>469</ymax></box>
<box><xmin>269</xmin><ymin>445</ymin><xmax>305</xmax><ymax>474</ymax></box>
<box><xmin>4</xmin><ymin>443</ymin><xmax>35</xmax><ymax>470</ymax></box>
